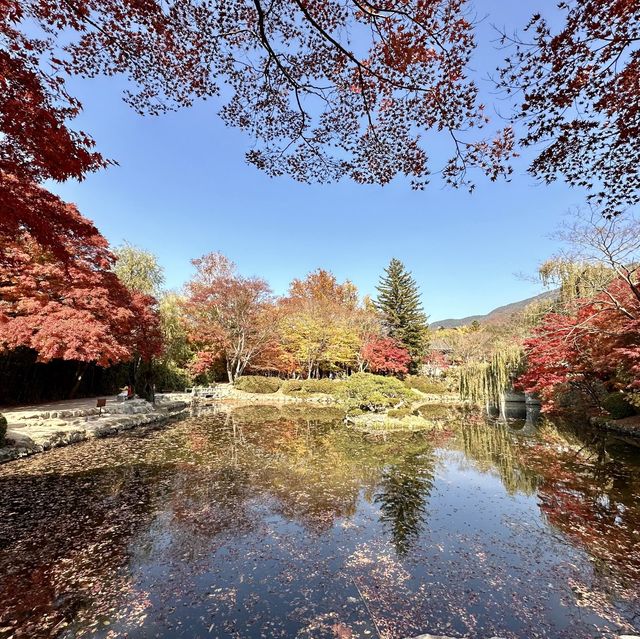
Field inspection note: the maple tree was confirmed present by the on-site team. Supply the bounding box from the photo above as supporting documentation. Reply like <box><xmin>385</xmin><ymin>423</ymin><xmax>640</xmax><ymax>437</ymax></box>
<box><xmin>183</xmin><ymin>252</ymin><xmax>277</xmax><ymax>382</ymax></box>
<box><xmin>1</xmin><ymin>1</ymin><xmax>108</xmax><ymax>259</ymax></box>
<box><xmin>518</xmin><ymin>282</ymin><xmax>640</xmax><ymax>409</ymax></box>
<box><xmin>499</xmin><ymin>0</ymin><xmax>640</xmax><ymax>213</ymax></box>
<box><xmin>360</xmin><ymin>335</ymin><xmax>411</xmax><ymax>376</ymax></box>
<box><xmin>517</xmin><ymin>211</ymin><xmax>640</xmax><ymax>409</ymax></box>
<box><xmin>0</xmin><ymin>187</ymin><xmax>162</xmax><ymax>390</ymax></box>
<box><xmin>3</xmin><ymin>0</ymin><xmax>515</xmax><ymax>199</ymax></box>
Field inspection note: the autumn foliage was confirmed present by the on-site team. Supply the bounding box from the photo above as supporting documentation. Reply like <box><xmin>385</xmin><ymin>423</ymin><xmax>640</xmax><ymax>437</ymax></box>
<box><xmin>183</xmin><ymin>253</ymin><xmax>278</xmax><ymax>383</ymax></box>
<box><xmin>360</xmin><ymin>336</ymin><xmax>411</xmax><ymax>376</ymax></box>
<box><xmin>3</xmin><ymin>0</ymin><xmax>640</xmax><ymax>401</ymax></box>
<box><xmin>0</xmin><ymin>184</ymin><xmax>162</xmax><ymax>368</ymax></box>
<box><xmin>518</xmin><ymin>278</ymin><xmax>640</xmax><ymax>410</ymax></box>
<box><xmin>180</xmin><ymin>262</ymin><xmax>420</xmax><ymax>382</ymax></box>
<box><xmin>499</xmin><ymin>0</ymin><xmax>640</xmax><ymax>212</ymax></box>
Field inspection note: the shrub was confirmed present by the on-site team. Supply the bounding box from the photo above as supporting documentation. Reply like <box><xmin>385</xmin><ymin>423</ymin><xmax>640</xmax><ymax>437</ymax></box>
<box><xmin>234</xmin><ymin>375</ymin><xmax>282</xmax><ymax>394</ymax></box>
<box><xmin>339</xmin><ymin>372</ymin><xmax>418</xmax><ymax>412</ymax></box>
<box><xmin>154</xmin><ymin>362</ymin><xmax>192</xmax><ymax>392</ymax></box>
<box><xmin>387</xmin><ymin>407</ymin><xmax>414</xmax><ymax>418</ymax></box>
<box><xmin>281</xmin><ymin>378</ymin><xmax>342</xmax><ymax>395</ymax></box>
<box><xmin>625</xmin><ymin>392</ymin><xmax>640</xmax><ymax>409</ymax></box>
<box><xmin>415</xmin><ymin>403</ymin><xmax>457</xmax><ymax>419</ymax></box>
<box><xmin>0</xmin><ymin>413</ymin><xmax>6</xmax><ymax>447</ymax></box>
<box><xmin>404</xmin><ymin>375</ymin><xmax>448</xmax><ymax>394</ymax></box>
<box><xmin>281</xmin><ymin>379</ymin><xmax>304</xmax><ymax>394</ymax></box>
<box><xmin>602</xmin><ymin>392</ymin><xmax>636</xmax><ymax>419</ymax></box>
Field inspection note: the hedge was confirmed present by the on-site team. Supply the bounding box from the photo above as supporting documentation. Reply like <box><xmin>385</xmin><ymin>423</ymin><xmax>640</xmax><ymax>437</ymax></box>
<box><xmin>281</xmin><ymin>378</ymin><xmax>341</xmax><ymax>395</ymax></box>
<box><xmin>234</xmin><ymin>376</ymin><xmax>282</xmax><ymax>394</ymax></box>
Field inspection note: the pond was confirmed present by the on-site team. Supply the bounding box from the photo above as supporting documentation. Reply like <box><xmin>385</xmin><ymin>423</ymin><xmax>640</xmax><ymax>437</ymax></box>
<box><xmin>0</xmin><ymin>403</ymin><xmax>639</xmax><ymax>639</ymax></box>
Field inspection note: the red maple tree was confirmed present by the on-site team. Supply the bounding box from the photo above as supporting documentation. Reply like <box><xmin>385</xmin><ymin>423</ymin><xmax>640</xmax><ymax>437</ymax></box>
<box><xmin>360</xmin><ymin>335</ymin><xmax>411</xmax><ymax>376</ymax></box>
<box><xmin>183</xmin><ymin>252</ymin><xmax>277</xmax><ymax>382</ymax></box>
<box><xmin>518</xmin><ymin>277</ymin><xmax>640</xmax><ymax>409</ymax></box>
<box><xmin>0</xmin><ymin>188</ymin><xmax>162</xmax><ymax>368</ymax></box>
<box><xmin>499</xmin><ymin>0</ymin><xmax>640</xmax><ymax>212</ymax></box>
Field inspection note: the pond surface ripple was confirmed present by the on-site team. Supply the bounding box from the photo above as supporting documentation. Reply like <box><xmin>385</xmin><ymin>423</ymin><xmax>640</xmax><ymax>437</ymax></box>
<box><xmin>0</xmin><ymin>403</ymin><xmax>639</xmax><ymax>639</ymax></box>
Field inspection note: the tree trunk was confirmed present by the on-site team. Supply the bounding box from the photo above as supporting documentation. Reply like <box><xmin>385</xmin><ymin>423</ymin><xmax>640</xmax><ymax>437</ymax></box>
<box><xmin>136</xmin><ymin>360</ymin><xmax>155</xmax><ymax>403</ymax></box>
<box><xmin>69</xmin><ymin>361</ymin><xmax>90</xmax><ymax>399</ymax></box>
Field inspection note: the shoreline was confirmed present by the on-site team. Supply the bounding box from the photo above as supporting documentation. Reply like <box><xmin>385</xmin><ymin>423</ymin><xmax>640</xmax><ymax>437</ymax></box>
<box><xmin>0</xmin><ymin>397</ymin><xmax>188</xmax><ymax>464</ymax></box>
<box><xmin>590</xmin><ymin>414</ymin><xmax>640</xmax><ymax>438</ymax></box>
<box><xmin>0</xmin><ymin>386</ymin><xmax>466</xmax><ymax>464</ymax></box>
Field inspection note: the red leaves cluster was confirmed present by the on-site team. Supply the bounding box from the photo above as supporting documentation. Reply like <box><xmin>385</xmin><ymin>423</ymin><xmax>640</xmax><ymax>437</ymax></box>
<box><xmin>499</xmin><ymin>0</ymin><xmax>640</xmax><ymax>212</ymax></box>
<box><xmin>360</xmin><ymin>335</ymin><xmax>411</xmax><ymax>376</ymax></box>
<box><xmin>518</xmin><ymin>277</ymin><xmax>640</xmax><ymax>408</ymax></box>
<box><xmin>0</xmin><ymin>184</ymin><xmax>162</xmax><ymax>366</ymax></box>
<box><xmin>183</xmin><ymin>253</ymin><xmax>277</xmax><ymax>382</ymax></box>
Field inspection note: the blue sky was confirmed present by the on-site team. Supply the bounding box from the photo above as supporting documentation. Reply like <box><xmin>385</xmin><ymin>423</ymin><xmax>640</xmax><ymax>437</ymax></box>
<box><xmin>49</xmin><ymin>1</ymin><xmax>577</xmax><ymax>321</ymax></box>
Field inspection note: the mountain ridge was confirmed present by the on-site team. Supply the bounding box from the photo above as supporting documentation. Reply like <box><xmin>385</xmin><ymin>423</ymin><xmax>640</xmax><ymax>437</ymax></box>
<box><xmin>430</xmin><ymin>290</ymin><xmax>557</xmax><ymax>329</ymax></box>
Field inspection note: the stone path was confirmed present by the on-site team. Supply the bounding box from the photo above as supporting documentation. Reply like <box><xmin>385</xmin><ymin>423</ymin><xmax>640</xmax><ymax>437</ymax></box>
<box><xmin>1</xmin><ymin>395</ymin><xmax>120</xmax><ymax>426</ymax></box>
<box><xmin>0</xmin><ymin>394</ymin><xmax>188</xmax><ymax>463</ymax></box>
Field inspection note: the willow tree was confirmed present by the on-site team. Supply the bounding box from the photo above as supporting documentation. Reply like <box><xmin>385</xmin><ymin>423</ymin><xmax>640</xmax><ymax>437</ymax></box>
<box><xmin>539</xmin><ymin>208</ymin><xmax>640</xmax><ymax>310</ymax></box>
<box><xmin>458</xmin><ymin>345</ymin><xmax>524</xmax><ymax>407</ymax></box>
<box><xmin>113</xmin><ymin>244</ymin><xmax>165</xmax><ymax>297</ymax></box>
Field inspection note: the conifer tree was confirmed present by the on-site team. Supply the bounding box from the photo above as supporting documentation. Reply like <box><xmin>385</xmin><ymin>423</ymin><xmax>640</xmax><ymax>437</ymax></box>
<box><xmin>375</xmin><ymin>259</ymin><xmax>429</xmax><ymax>370</ymax></box>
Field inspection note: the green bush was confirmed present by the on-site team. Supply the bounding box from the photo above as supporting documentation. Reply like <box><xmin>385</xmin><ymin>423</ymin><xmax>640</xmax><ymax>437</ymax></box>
<box><xmin>234</xmin><ymin>375</ymin><xmax>282</xmax><ymax>394</ymax></box>
<box><xmin>404</xmin><ymin>375</ymin><xmax>448</xmax><ymax>394</ymax></box>
<box><xmin>281</xmin><ymin>378</ymin><xmax>342</xmax><ymax>395</ymax></box>
<box><xmin>154</xmin><ymin>362</ymin><xmax>192</xmax><ymax>392</ymax></box>
<box><xmin>625</xmin><ymin>392</ymin><xmax>640</xmax><ymax>409</ymax></box>
<box><xmin>415</xmin><ymin>403</ymin><xmax>457</xmax><ymax>419</ymax></box>
<box><xmin>0</xmin><ymin>413</ymin><xmax>7</xmax><ymax>447</ymax></box>
<box><xmin>602</xmin><ymin>392</ymin><xmax>636</xmax><ymax>419</ymax></box>
<box><xmin>339</xmin><ymin>372</ymin><xmax>418</xmax><ymax>412</ymax></box>
<box><xmin>387</xmin><ymin>407</ymin><xmax>414</xmax><ymax>418</ymax></box>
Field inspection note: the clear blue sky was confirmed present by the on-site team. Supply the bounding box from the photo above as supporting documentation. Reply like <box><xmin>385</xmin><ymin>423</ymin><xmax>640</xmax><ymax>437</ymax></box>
<box><xmin>49</xmin><ymin>1</ymin><xmax>576</xmax><ymax>321</ymax></box>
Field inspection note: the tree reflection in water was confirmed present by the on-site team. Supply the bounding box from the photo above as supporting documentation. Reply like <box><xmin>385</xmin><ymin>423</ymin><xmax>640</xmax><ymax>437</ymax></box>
<box><xmin>457</xmin><ymin>421</ymin><xmax>541</xmax><ymax>495</ymax></box>
<box><xmin>374</xmin><ymin>450</ymin><xmax>436</xmax><ymax>556</ymax></box>
<box><xmin>0</xmin><ymin>404</ymin><xmax>639</xmax><ymax>638</ymax></box>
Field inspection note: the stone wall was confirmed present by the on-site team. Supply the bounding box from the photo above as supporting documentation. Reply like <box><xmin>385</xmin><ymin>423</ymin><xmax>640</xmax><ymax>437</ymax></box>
<box><xmin>0</xmin><ymin>398</ymin><xmax>187</xmax><ymax>463</ymax></box>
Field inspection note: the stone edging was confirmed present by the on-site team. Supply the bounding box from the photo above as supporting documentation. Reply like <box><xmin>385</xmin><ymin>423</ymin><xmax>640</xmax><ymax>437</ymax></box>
<box><xmin>0</xmin><ymin>399</ymin><xmax>188</xmax><ymax>464</ymax></box>
<box><xmin>589</xmin><ymin>415</ymin><xmax>640</xmax><ymax>437</ymax></box>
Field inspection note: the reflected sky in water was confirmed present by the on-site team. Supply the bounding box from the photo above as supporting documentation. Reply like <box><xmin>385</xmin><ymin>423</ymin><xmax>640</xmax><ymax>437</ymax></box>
<box><xmin>0</xmin><ymin>404</ymin><xmax>639</xmax><ymax>638</ymax></box>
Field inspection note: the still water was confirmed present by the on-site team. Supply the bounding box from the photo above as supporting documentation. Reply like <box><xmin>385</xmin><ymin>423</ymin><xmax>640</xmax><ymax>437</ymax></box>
<box><xmin>0</xmin><ymin>404</ymin><xmax>639</xmax><ymax>638</ymax></box>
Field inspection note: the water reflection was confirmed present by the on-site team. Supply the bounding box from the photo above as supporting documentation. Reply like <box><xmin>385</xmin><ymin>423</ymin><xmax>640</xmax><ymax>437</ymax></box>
<box><xmin>374</xmin><ymin>450</ymin><xmax>436</xmax><ymax>556</ymax></box>
<box><xmin>457</xmin><ymin>421</ymin><xmax>541</xmax><ymax>495</ymax></box>
<box><xmin>0</xmin><ymin>404</ymin><xmax>638</xmax><ymax>638</ymax></box>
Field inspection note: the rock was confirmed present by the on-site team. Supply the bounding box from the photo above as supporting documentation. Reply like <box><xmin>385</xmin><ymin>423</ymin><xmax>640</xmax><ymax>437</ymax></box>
<box><xmin>0</xmin><ymin>399</ymin><xmax>187</xmax><ymax>464</ymax></box>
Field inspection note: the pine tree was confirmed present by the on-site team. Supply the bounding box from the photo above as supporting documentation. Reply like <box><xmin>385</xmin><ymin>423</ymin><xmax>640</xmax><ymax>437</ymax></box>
<box><xmin>375</xmin><ymin>258</ymin><xmax>429</xmax><ymax>370</ymax></box>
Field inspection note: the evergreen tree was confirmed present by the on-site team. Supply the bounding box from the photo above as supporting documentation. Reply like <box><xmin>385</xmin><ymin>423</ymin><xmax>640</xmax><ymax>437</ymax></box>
<box><xmin>374</xmin><ymin>450</ymin><xmax>436</xmax><ymax>556</ymax></box>
<box><xmin>375</xmin><ymin>258</ymin><xmax>429</xmax><ymax>369</ymax></box>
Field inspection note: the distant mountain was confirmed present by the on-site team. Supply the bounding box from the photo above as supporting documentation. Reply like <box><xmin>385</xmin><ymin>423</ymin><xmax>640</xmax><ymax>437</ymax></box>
<box><xmin>430</xmin><ymin>290</ymin><xmax>557</xmax><ymax>329</ymax></box>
